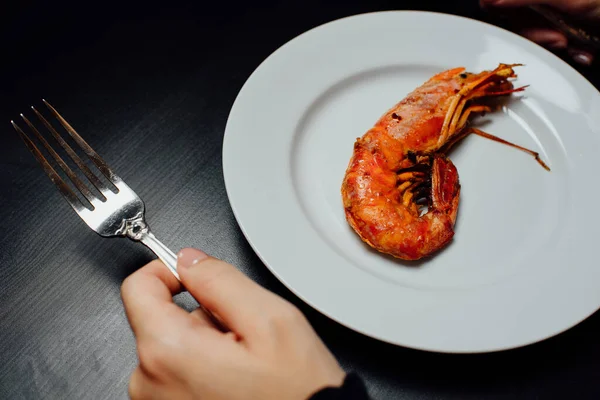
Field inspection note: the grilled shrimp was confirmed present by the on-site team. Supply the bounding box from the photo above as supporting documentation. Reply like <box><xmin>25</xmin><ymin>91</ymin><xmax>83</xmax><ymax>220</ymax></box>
<box><xmin>341</xmin><ymin>64</ymin><xmax>549</xmax><ymax>261</ymax></box>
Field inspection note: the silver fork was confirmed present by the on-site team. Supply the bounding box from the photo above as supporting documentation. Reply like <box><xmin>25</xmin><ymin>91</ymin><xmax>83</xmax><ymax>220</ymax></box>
<box><xmin>12</xmin><ymin>102</ymin><xmax>228</xmax><ymax>329</ymax></box>
<box><xmin>11</xmin><ymin>100</ymin><xmax>182</xmax><ymax>279</ymax></box>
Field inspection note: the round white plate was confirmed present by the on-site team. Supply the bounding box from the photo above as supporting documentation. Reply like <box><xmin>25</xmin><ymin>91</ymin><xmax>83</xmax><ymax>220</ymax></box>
<box><xmin>222</xmin><ymin>11</ymin><xmax>600</xmax><ymax>353</ymax></box>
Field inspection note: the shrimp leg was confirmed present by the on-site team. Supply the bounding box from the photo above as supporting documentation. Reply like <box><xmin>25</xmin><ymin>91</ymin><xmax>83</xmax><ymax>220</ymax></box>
<box><xmin>468</xmin><ymin>127</ymin><xmax>550</xmax><ymax>171</ymax></box>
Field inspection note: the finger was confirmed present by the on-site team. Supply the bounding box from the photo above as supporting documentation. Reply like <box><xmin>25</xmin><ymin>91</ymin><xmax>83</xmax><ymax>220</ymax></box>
<box><xmin>224</xmin><ymin>331</ymin><xmax>241</xmax><ymax>342</ymax></box>
<box><xmin>121</xmin><ymin>259</ymin><xmax>190</xmax><ymax>339</ymax></box>
<box><xmin>177</xmin><ymin>248</ymin><xmax>288</xmax><ymax>339</ymax></box>
<box><xmin>567</xmin><ymin>47</ymin><xmax>595</xmax><ymax>65</ymax></box>
<box><xmin>129</xmin><ymin>367</ymin><xmax>160</xmax><ymax>400</ymax></box>
<box><xmin>190</xmin><ymin>306</ymin><xmax>218</xmax><ymax>328</ymax></box>
<box><xmin>519</xmin><ymin>28</ymin><xmax>568</xmax><ymax>48</ymax></box>
<box><xmin>480</xmin><ymin>0</ymin><xmax>586</xmax><ymax>14</ymax></box>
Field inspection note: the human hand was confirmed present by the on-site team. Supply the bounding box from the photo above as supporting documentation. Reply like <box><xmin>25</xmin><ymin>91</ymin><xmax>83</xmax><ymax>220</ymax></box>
<box><xmin>121</xmin><ymin>248</ymin><xmax>346</xmax><ymax>400</ymax></box>
<box><xmin>480</xmin><ymin>0</ymin><xmax>600</xmax><ymax>65</ymax></box>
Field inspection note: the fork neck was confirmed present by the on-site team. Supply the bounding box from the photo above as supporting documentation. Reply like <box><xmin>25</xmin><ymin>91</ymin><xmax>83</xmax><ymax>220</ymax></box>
<box><xmin>123</xmin><ymin>217</ymin><xmax>180</xmax><ymax>280</ymax></box>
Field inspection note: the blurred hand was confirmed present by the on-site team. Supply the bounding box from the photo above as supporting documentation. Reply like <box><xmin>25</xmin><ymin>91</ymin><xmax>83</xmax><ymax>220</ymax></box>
<box><xmin>480</xmin><ymin>0</ymin><xmax>600</xmax><ymax>65</ymax></box>
<box><xmin>121</xmin><ymin>248</ymin><xmax>345</xmax><ymax>400</ymax></box>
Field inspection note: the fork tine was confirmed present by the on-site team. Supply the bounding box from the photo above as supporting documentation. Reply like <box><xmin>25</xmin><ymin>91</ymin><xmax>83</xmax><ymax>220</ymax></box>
<box><xmin>43</xmin><ymin>99</ymin><xmax>120</xmax><ymax>187</ymax></box>
<box><xmin>31</xmin><ymin>106</ymin><xmax>113</xmax><ymax>197</ymax></box>
<box><xmin>20</xmin><ymin>113</ymin><xmax>100</xmax><ymax>206</ymax></box>
<box><xmin>12</xmin><ymin>120</ymin><xmax>87</xmax><ymax>213</ymax></box>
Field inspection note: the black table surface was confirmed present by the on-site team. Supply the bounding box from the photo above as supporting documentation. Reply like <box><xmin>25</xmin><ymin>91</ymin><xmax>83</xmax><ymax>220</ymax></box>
<box><xmin>1</xmin><ymin>1</ymin><xmax>599</xmax><ymax>399</ymax></box>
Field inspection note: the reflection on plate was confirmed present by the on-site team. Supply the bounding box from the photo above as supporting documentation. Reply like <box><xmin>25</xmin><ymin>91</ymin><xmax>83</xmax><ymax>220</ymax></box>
<box><xmin>223</xmin><ymin>11</ymin><xmax>600</xmax><ymax>353</ymax></box>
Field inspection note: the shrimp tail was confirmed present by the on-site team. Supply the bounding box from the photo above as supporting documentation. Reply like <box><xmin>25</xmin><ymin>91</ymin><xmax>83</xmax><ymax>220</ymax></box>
<box><xmin>431</xmin><ymin>155</ymin><xmax>460</xmax><ymax>225</ymax></box>
<box><xmin>394</xmin><ymin>155</ymin><xmax>461</xmax><ymax>260</ymax></box>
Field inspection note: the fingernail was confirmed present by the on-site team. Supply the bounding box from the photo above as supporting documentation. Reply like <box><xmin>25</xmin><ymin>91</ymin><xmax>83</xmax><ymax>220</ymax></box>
<box><xmin>569</xmin><ymin>50</ymin><xmax>593</xmax><ymax>66</ymax></box>
<box><xmin>177</xmin><ymin>248</ymin><xmax>209</xmax><ymax>270</ymax></box>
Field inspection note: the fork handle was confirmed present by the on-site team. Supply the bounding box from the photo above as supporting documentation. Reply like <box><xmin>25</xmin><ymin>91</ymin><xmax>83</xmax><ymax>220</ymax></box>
<box><xmin>139</xmin><ymin>231</ymin><xmax>180</xmax><ymax>280</ymax></box>
<box><xmin>137</xmin><ymin>228</ymin><xmax>228</xmax><ymax>331</ymax></box>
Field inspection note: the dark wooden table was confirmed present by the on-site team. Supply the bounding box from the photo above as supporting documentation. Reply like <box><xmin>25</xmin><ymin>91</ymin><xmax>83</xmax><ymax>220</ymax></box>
<box><xmin>1</xmin><ymin>1</ymin><xmax>599</xmax><ymax>399</ymax></box>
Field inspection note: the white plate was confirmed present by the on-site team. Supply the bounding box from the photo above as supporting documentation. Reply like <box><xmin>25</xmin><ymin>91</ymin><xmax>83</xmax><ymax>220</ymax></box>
<box><xmin>222</xmin><ymin>11</ymin><xmax>600</xmax><ymax>353</ymax></box>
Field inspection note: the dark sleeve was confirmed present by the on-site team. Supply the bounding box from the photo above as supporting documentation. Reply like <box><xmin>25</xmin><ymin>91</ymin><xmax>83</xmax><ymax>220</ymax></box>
<box><xmin>308</xmin><ymin>372</ymin><xmax>371</xmax><ymax>400</ymax></box>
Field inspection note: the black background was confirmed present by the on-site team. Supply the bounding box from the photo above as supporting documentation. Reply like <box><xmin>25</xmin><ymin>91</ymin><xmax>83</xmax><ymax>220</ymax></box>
<box><xmin>1</xmin><ymin>1</ymin><xmax>599</xmax><ymax>399</ymax></box>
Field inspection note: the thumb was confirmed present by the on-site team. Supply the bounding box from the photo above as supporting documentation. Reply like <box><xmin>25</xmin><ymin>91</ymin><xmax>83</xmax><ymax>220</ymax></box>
<box><xmin>176</xmin><ymin>247</ymin><xmax>284</xmax><ymax>341</ymax></box>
